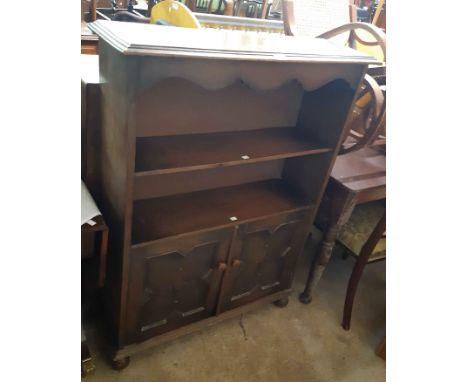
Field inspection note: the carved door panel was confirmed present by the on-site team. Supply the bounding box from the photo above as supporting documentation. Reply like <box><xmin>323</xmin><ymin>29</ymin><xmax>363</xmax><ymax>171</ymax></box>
<box><xmin>218</xmin><ymin>211</ymin><xmax>310</xmax><ymax>313</ymax></box>
<box><xmin>125</xmin><ymin>228</ymin><xmax>232</xmax><ymax>344</ymax></box>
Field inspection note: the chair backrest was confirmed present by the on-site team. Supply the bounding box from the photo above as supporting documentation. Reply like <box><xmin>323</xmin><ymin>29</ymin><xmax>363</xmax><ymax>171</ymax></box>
<box><xmin>283</xmin><ymin>0</ymin><xmax>351</xmax><ymax>45</ymax></box>
<box><xmin>150</xmin><ymin>0</ymin><xmax>202</xmax><ymax>28</ymax></box>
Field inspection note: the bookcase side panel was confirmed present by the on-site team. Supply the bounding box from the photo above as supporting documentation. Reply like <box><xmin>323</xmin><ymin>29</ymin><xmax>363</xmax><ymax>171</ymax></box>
<box><xmin>98</xmin><ymin>41</ymin><xmax>138</xmax><ymax>346</ymax></box>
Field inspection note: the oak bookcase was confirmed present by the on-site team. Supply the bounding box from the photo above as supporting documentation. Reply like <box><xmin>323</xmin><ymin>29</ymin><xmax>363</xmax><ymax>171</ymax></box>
<box><xmin>88</xmin><ymin>20</ymin><xmax>376</xmax><ymax>368</ymax></box>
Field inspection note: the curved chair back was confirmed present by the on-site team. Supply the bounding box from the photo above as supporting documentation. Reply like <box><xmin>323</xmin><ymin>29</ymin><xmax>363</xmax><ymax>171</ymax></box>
<box><xmin>283</xmin><ymin>0</ymin><xmax>385</xmax><ymax>61</ymax></box>
<box><xmin>283</xmin><ymin>0</ymin><xmax>351</xmax><ymax>45</ymax></box>
<box><xmin>150</xmin><ymin>0</ymin><xmax>202</xmax><ymax>28</ymax></box>
<box><xmin>282</xmin><ymin>0</ymin><xmax>386</xmax><ymax>154</ymax></box>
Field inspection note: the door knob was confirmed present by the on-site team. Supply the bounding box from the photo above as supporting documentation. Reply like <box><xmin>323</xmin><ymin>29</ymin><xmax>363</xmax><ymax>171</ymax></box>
<box><xmin>232</xmin><ymin>259</ymin><xmax>241</xmax><ymax>268</ymax></box>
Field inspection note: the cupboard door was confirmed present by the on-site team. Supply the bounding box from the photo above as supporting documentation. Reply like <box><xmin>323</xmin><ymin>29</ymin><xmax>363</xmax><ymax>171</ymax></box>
<box><xmin>125</xmin><ymin>229</ymin><xmax>232</xmax><ymax>344</ymax></box>
<box><xmin>218</xmin><ymin>211</ymin><xmax>310</xmax><ymax>313</ymax></box>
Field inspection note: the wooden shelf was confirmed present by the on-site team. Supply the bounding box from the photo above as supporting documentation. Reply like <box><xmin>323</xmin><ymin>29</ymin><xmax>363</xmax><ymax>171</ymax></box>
<box><xmin>135</xmin><ymin>127</ymin><xmax>331</xmax><ymax>176</ymax></box>
<box><xmin>131</xmin><ymin>179</ymin><xmax>310</xmax><ymax>245</ymax></box>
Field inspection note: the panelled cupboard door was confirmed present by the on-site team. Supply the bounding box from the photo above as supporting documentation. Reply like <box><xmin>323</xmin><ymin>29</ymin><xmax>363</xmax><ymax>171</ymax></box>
<box><xmin>218</xmin><ymin>211</ymin><xmax>310</xmax><ymax>313</ymax></box>
<box><xmin>125</xmin><ymin>228</ymin><xmax>232</xmax><ymax>344</ymax></box>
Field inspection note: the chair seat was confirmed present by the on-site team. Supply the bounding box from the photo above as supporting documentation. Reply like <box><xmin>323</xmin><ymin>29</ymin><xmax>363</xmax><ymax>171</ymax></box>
<box><xmin>337</xmin><ymin>200</ymin><xmax>386</xmax><ymax>262</ymax></box>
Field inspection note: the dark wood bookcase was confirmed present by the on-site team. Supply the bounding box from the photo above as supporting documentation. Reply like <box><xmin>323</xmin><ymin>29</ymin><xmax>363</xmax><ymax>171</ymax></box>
<box><xmin>88</xmin><ymin>20</ymin><xmax>377</xmax><ymax>368</ymax></box>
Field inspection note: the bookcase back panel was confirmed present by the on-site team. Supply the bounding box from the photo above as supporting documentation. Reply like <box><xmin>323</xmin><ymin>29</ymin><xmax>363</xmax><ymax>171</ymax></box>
<box><xmin>297</xmin><ymin>79</ymin><xmax>358</xmax><ymax>148</ymax></box>
<box><xmin>134</xmin><ymin>78</ymin><xmax>303</xmax><ymax>137</ymax></box>
<box><xmin>282</xmin><ymin>153</ymin><xmax>335</xmax><ymax>204</ymax></box>
<box><xmin>134</xmin><ymin>160</ymin><xmax>284</xmax><ymax>200</ymax></box>
<box><xmin>136</xmin><ymin>56</ymin><xmax>366</xmax><ymax>94</ymax></box>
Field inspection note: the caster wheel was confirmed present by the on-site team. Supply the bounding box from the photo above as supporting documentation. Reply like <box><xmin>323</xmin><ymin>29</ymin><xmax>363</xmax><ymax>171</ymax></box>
<box><xmin>273</xmin><ymin>297</ymin><xmax>289</xmax><ymax>308</ymax></box>
<box><xmin>111</xmin><ymin>356</ymin><xmax>130</xmax><ymax>371</ymax></box>
<box><xmin>81</xmin><ymin>359</ymin><xmax>96</xmax><ymax>377</ymax></box>
<box><xmin>299</xmin><ymin>292</ymin><xmax>312</xmax><ymax>304</ymax></box>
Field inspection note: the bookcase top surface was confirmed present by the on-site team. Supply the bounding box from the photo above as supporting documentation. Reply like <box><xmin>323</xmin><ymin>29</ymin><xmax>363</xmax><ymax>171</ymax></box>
<box><xmin>89</xmin><ymin>20</ymin><xmax>378</xmax><ymax>65</ymax></box>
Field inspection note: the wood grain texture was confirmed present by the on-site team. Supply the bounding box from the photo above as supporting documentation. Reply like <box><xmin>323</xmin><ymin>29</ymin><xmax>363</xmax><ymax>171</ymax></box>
<box><xmin>135</xmin><ymin>127</ymin><xmax>332</xmax><ymax>175</ymax></box>
<box><xmin>133</xmin><ymin>160</ymin><xmax>284</xmax><ymax>200</ymax></box>
<box><xmin>88</xmin><ymin>20</ymin><xmax>377</xmax><ymax>64</ymax></box>
<box><xmin>90</xmin><ymin>21</ymin><xmax>369</xmax><ymax>360</ymax></box>
<box><xmin>332</xmin><ymin>146</ymin><xmax>386</xmax><ymax>193</ymax></box>
<box><xmin>134</xmin><ymin>78</ymin><xmax>303</xmax><ymax>136</ymax></box>
<box><xmin>115</xmin><ymin>288</ymin><xmax>292</xmax><ymax>358</ymax></box>
<box><xmin>132</xmin><ymin>180</ymin><xmax>310</xmax><ymax>244</ymax></box>
<box><xmin>97</xmin><ymin>41</ymin><xmax>138</xmax><ymax>346</ymax></box>
<box><xmin>81</xmin><ymin>54</ymin><xmax>101</xmax><ymax>199</ymax></box>
<box><xmin>218</xmin><ymin>210</ymin><xmax>310</xmax><ymax>312</ymax></box>
<box><xmin>126</xmin><ymin>228</ymin><xmax>232</xmax><ymax>343</ymax></box>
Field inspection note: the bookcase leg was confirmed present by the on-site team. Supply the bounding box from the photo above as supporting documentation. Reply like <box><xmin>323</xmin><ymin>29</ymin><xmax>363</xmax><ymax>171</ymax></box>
<box><xmin>273</xmin><ymin>297</ymin><xmax>289</xmax><ymax>308</ymax></box>
<box><xmin>81</xmin><ymin>328</ymin><xmax>95</xmax><ymax>377</ymax></box>
<box><xmin>111</xmin><ymin>356</ymin><xmax>131</xmax><ymax>371</ymax></box>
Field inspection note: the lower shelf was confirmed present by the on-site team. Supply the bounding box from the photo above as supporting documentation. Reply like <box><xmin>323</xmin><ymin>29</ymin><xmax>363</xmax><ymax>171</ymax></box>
<box><xmin>131</xmin><ymin>179</ymin><xmax>310</xmax><ymax>245</ymax></box>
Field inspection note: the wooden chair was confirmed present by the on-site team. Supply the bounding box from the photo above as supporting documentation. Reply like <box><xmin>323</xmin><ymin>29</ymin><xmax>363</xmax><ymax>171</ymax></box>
<box><xmin>338</xmin><ymin>201</ymin><xmax>385</xmax><ymax>330</ymax></box>
<box><xmin>233</xmin><ymin>0</ymin><xmax>271</xmax><ymax>18</ymax></box>
<box><xmin>340</xmin><ymin>71</ymin><xmax>386</xmax><ymax>154</ymax></box>
<box><xmin>282</xmin><ymin>0</ymin><xmax>386</xmax><ymax>154</ymax></box>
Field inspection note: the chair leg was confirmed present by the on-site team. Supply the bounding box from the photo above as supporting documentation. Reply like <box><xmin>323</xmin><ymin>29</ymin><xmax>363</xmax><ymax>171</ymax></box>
<box><xmin>342</xmin><ymin>212</ymin><xmax>386</xmax><ymax>330</ymax></box>
<box><xmin>376</xmin><ymin>335</ymin><xmax>386</xmax><ymax>360</ymax></box>
<box><xmin>342</xmin><ymin>255</ymin><xmax>368</xmax><ymax>330</ymax></box>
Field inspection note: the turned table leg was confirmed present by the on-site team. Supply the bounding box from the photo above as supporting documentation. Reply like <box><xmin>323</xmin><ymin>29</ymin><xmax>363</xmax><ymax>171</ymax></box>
<box><xmin>299</xmin><ymin>196</ymin><xmax>356</xmax><ymax>304</ymax></box>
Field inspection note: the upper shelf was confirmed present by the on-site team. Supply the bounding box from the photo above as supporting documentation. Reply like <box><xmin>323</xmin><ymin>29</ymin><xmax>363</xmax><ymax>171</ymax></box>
<box><xmin>135</xmin><ymin>127</ymin><xmax>332</xmax><ymax>176</ymax></box>
<box><xmin>88</xmin><ymin>20</ymin><xmax>378</xmax><ymax>65</ymax></box>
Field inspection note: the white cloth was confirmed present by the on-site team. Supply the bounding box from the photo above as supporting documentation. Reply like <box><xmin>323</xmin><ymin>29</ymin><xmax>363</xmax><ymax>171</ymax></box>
<box><xmin>81</xmin><ymin>181</ymin><xmax>101</xmax><ymax>226</ymax></box>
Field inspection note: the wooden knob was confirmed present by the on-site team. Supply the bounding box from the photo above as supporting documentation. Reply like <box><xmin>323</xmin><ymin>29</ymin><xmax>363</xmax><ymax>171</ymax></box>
<box><xmin>217</xmin><ymin>262</ymin><xmax>227</xmax><ymax>271</ymax></box>
<box><xmin>232</xmin><ymin>259</ymin><xmax>241</xmax><ymax>268</ymax></box>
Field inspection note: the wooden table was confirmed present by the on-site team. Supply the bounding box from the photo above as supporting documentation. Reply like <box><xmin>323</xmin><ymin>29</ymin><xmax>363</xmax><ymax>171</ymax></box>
<box><xmin>299</xmin><ymin>146</ymin><xmax>386</xmax><ymax>303</ymax></box>
<box><xmin>82</xmin><ymin>22</ymin><xmax>98</xmax><ymax>55</ymax></box>
<box><xmin>82</xmin><ymin>214</ymin><xmax>109</xmax><ymax>376</ymax></box>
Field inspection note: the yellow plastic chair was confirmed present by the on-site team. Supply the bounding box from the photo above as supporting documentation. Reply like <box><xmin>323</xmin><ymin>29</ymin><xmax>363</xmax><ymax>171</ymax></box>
<box><xmin>150</xmin><ymin>0</ymin><xmax>202</xmax><ymax>28</ymax></box>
